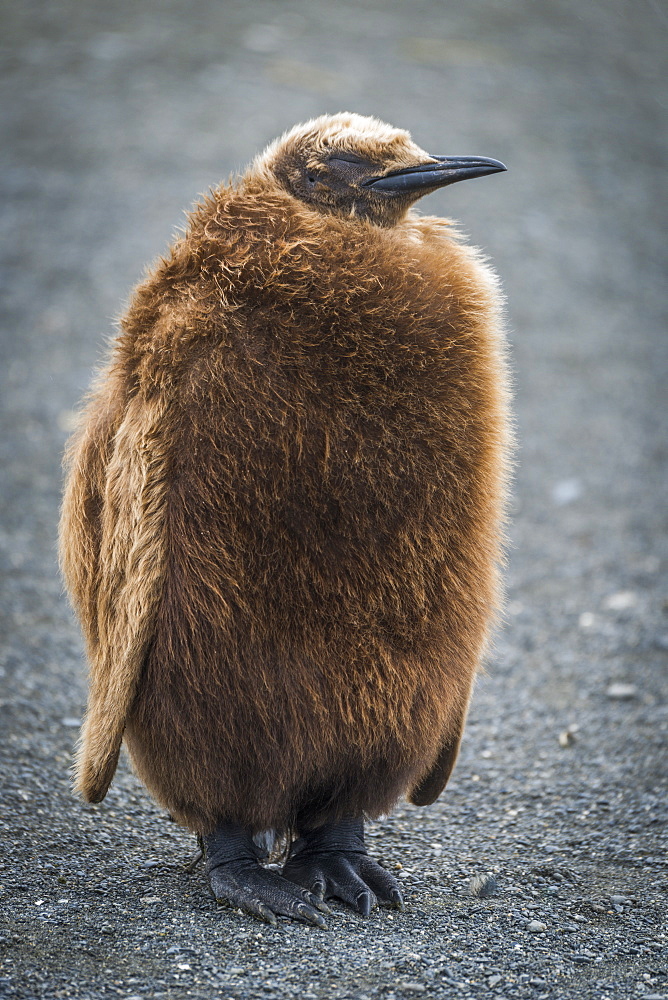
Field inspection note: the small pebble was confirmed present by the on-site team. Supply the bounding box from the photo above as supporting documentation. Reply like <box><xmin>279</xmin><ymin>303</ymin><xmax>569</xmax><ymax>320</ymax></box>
<box><xmin>139</xmin><ymin>896</ymin><xmax>162</xmax><ymax>904</ymax></box>
<box><xmin>527</xmin><ymin>920</ymin><xmax>547</xmax><ymax>933</ymax></box>
<box><xmin>606</xmin><ymin>683</ymin><xmax>637</xmax><ymax>700</ymax></box>
<box><xmin>468</xmin><ymin>874</ymin><xmax>498</xmax><ymax>898</ymax></box>
<box><xmin>488</xmin><ymin>974</ymin><xmax>503</xmax><ymax>986</ymax></box>
<box><xmin>60</xmin><ymin>718</ymin><xmax>80</xmax><ymax>728</ymax></box>
<box><xmin>603</xmin><ymin>590</ymin><xmax>638</xmax><ymax>611</ymax></box>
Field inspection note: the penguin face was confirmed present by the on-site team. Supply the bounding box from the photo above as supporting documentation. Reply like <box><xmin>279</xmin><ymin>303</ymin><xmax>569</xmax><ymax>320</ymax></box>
<box><xmin>254</xmin><ymin>113</ymin><xmax>505</xmax><ymax>226</ymax></box>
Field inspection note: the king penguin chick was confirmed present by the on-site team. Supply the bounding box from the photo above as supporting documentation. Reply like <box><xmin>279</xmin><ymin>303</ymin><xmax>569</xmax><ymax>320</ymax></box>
<box><xmin>59</xmin><ymin>112</ymin><xmax>510</xmax><ymax>928</ymax></box>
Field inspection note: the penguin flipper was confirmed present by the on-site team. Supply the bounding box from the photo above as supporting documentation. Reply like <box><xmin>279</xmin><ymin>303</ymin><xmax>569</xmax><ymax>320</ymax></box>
<box><xmin>63</xmin><ymin>387</ymin><xmax>170</xmax><ymax>803</ymax></box>
<box><xmin>59</xmin><ymin>366</ymin><xmax>127</xmax><ymax>655</ymax></box>
<box><xmin>408</xmin><ymin>706</ymin><xmax>468</xmax><ymax>806</ymax></box>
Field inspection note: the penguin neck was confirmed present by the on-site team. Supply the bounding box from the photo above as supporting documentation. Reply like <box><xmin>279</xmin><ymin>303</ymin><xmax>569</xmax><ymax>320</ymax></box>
<box><xmin>193</xmin><ymin>183</ymin><xmax>459</xmax><ymax>316</ymax></box>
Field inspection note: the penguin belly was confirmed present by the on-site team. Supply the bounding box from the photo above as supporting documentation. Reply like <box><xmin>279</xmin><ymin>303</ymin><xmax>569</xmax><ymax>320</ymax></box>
<box><xmin>124</xmin><ymin>388</ymin><xmax>483</xmax><ymax>834</ymax></box>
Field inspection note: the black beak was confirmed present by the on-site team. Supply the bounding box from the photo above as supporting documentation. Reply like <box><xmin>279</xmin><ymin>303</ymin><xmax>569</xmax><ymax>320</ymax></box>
<box><xmin>365</xmin><ymin>155</ymin><xmax>507</xmax><ymax>194</ymax></box>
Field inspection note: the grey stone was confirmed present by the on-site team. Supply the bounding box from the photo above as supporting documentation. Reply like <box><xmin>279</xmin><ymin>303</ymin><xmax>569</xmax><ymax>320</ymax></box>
<box><xmin>606</xmin><ymin>683</ymin><xmax>638</xmax><ymax>700</ymax></box>
<box><xmin>468</xmin><ymin>874</ymin><xmax>498</xmax><ymax>898</ymax></box>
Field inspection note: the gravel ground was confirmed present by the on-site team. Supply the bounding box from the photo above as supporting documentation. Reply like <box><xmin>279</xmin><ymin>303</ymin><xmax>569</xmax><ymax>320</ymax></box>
<box><xmin>1</xmin><ymin>1</ymin><xmax>667</xmax><ymax>998</ymax></box>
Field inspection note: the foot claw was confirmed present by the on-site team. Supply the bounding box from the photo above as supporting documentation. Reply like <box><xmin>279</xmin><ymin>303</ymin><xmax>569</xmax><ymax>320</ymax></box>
<box><xmin>183</xmin><ymin>848</ymin><xmax>204</xmax><ymax>873</ymax></box>
<box><xmin>304</xmin><ymin>888</ymin><xmax>331</xmax><ymax>914</ymax></box>
<box><xmin>311</xmin><ymin>878</ymin><xmax>326</xmax><ymax>900</ymax></box>
<box><xmin>297</xmin><ymin>902</ymin><xmax>328</xmax><ymax>929</ymax></box>
<box><xmin>390</xmin><ymin>888</ymin><xmax>405</xmax><ymax>911</ymax></box>
<box><xmin>257</xmin><ymin>903</ymin><xmax>278</xmax><ymax>927</ymax></box>
<box><xmin>357</xmin><ymin>890</ymin><xmax>372</xmax><ymax>917</ymax></box>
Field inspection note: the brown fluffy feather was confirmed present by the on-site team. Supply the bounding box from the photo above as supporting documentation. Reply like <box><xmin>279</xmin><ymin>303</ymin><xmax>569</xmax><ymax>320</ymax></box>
<box><xmin>59</xmin><ymin>114</ymin><xmax>511</xmax><ymax>834</ymax></box>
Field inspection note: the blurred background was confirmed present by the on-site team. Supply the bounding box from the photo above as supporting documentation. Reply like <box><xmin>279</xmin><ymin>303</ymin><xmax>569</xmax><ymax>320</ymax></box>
<box><xmin>0</xmin><ymin>0</ymin><xmax>666</xmax><ymax>993</ymax></box>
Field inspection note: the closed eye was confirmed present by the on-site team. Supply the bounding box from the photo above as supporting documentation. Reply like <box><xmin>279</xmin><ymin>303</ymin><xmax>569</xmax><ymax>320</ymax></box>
<box><xmin>327</xmin><ymin>153</ymin><xmax>367</xmax><ymax>166</ymax></box>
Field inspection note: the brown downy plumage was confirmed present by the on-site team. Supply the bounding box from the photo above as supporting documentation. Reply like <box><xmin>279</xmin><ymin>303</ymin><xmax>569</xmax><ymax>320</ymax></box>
<box><xmin>60</xmin><ymin>113</ymin><xmax>511</xmax><ymax>836</ymax></box>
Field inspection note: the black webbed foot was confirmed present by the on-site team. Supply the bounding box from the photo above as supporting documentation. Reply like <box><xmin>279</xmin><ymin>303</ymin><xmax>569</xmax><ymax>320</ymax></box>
<box><xmin>282</xmin><ymin>817</ymin><xmax>404</xmax><ymax>916</ymax></box>
<box><xmin>204</xmin><ymin>823</ymin><xmax>330</xmax><ymax>928</ymax></box>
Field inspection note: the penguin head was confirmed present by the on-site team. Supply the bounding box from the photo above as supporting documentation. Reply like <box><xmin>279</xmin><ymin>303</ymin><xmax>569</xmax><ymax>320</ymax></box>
<box><xmin>254</xmin><ymin>112</ymin><xmax>505</xmax><ymax>226</ymax></box>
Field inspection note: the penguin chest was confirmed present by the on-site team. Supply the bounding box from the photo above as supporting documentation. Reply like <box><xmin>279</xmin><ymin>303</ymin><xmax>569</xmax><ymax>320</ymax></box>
<box><xmin>170</xmin><ymin>372</ymin><xmax>463</xmax><ymax>653</ymax></box>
